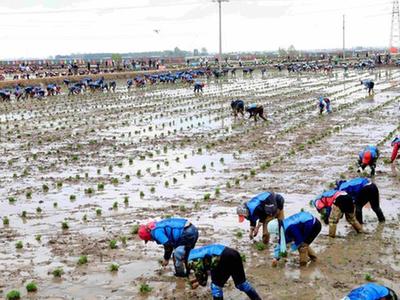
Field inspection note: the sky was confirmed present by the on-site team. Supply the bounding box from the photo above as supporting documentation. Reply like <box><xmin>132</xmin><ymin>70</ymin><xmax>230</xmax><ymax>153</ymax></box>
<box><xmin>0</xmin><ymin>0</ymin><xmax>394</xmax><ymax>59</ymax></box>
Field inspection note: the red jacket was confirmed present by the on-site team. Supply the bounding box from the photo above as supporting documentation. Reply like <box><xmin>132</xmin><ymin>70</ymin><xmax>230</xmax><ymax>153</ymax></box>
<box><xmin>392</xmin><ymin>142</ymin><xmax>399</xmax><ymax>162</ymax></box>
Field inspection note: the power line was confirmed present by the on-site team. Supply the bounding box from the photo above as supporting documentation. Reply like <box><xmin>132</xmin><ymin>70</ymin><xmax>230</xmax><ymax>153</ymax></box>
<box><xmin>0</xmin><ymin>0</ymin><xmax>206</xmax><ymax>16</ymax></box>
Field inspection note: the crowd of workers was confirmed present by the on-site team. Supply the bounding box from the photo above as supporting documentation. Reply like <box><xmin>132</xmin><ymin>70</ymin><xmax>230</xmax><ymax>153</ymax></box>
<box><xmin>1</xmin><ymin>64</ymin><xmax>398</xmax><ymax>299</ymax></box>
<box><xmin>134</xmin><ymin>84</ymin><xmax>399</xmax><ymax>298</ymax></box>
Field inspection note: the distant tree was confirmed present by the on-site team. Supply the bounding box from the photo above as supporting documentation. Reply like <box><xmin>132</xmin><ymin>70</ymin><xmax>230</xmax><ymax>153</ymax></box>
<box><xmin>111</xmin><ymin>53</ymin><xmax>123</xmax><ymax>70</ymax></box>
<box><xmin>278</xmin><ymin>48</ymin><xmax>287</xmax><ymax>57</ymax></box>
<box><xmin>288</xmin><ymin>45</ymin><xmax>297</xmax><ymax>57</ymax></box>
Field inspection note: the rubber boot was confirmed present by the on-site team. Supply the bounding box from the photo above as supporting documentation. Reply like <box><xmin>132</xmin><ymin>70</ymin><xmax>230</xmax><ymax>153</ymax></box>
<box><xmin>329</xmin><ymin>224</ymin><xmax>337</xmax><ymax>238</ymax></box>
<box><xmin>351</xmin><ymin>221</ymin><xmax>363</xmax><ymax>233</ymax></box>
<box><xmin>262</xmin><ymin>233</ymin><xmax>270</xmax><ymax>245</ymax></box>
<box><xmin>245</xmin><ymin>289</ymin><xmax>262</xmax><ymax>300</ymax></box>
<box><xmin>298</xmin><ymin>245</ymin><xmax>309</xmax><ymax>266</ymax></box>
<box><xmin>307</xmin><ymin>245</ymin><xmax>318</xmax><ymax>261</ymax></box>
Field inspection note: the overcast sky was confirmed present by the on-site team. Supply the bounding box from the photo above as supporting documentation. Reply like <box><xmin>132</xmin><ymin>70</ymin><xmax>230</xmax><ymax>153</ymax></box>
<box><xmin>0</xmin><ymin>0</ymin><xmax>394</xmax><ymax>59</ymax></box>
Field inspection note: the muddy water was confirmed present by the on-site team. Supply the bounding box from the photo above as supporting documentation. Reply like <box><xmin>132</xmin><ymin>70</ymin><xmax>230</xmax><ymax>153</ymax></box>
<box><xmin>0</xmin><ymin>69</ymin><xmax>399</xmax><ymax>299</ymax></box>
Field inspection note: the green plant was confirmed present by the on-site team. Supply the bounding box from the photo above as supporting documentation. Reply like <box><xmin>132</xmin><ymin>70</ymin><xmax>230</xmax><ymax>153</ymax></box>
<box><xmin>61</xmin><ymin>221</ymin><xmax>69</xmax><ymax>230</ymax></box>
<box><xmin>250</xmin><ymin>169</ymin><xmax>256</xmax><ymax>176</ymax></box>
<box><xmin>165</xmin><ymin>180</ymin><xmax>169</xmax><ymax>187</ymax></box>
<box><xmin>124</xmin><ymin>196</ymin><xmax>129</xmax><ymax>204</ymax></box>
<box><xmin>26</xmin><ymin>191</ymin><xmax>32</xmax><ymax>199</ymax></box>
<box><xmin>109</xmin><ymin>240</ymin><xmax>117</xmax><ymax>249</ymax></box>
<box><xmin>53</xmin><ymin>202</ymin><xmax>58</xmax><ymax>207</ymax></box>
<box><xmin>120</xmin><ymin>236</ymin><xmax>127</xmax><ymax>245</ymax></box>
<box><xmin>173</xmin><ymin>177</ymin><xmax>178</xmax><ymax>184</ymax></box>
<box><xmin>179</xmin><ymin>205</ymin><xmax>186</xmax><ymax>212</ymax></box>
<box><xmin>254</xmin><ymin>242</ymin><xmax>266</xmax><ymax>251</ymax></box>
<box><xmin>113</xmin><ymin>201</ymin><xmax>118</xmax><ymax>209</ymax></box>
<box><xmin>131</xmin><ymin>224</ymin><xmax>139</xmax><ymax>234</ymax></box>
<box><xmin>6</xmin><ymin>290</ymin><xmax>21</xmax><ymax>300</ymax></box>
<box><xmin>140</xmin><ymin>191</ymin><xmax>145</xmax><ymax>198</ymax></box>
<box><xmin>8</xmin><ymin>197</ymin><xmax>16</xmax><ymax>203</ymax></box>
<box><xmin>70</xmin><ymin>194</ymin><xmax>76</xmax><ymax>201</ymax></box>
<box><xmin>26</xmin><ymin>281</ymin><xmax>38</xmax><ymax>292</ymax></box>
<box><xmin>204</xmin><ymin>193</ymin><xmax>211</xmax><ymax>201</ymax></box>
<box><xmin>36</xmin><ymin>207</ymin><xmax>42</xmax><ymax>213</ymax></box>
<box><xmin>35</xmin><ymin>235</ymin><xmax>42</xmax><ymax>242</ymax></box>
<box><xmin>150</xmin><ymin>187</ymin><xmax>155</xmax><ymax>193</ymax></box>
<box><xmin>42</xmin><ymin>184</ymin><xmax>49</xmax><ymax>192</ymax></box>
<box><xmin>139</xmin><ymin>283</ymin><xmax>153</xmax><ymax>294</ymax></box>
<box><xmin>85</xmin><ymin>187</ymin><xmax>94</xmax><ymax>194</ymax></box>
<box><xmin>215</xmin><ymin>187</ymin><xmax>220</xmax><ymax>196</ymax></box>
<box><xmin>364</xmin><ymin>273</ymin><xmax>374</xmax><ymax>281</ymax></box>
<box><xmin>109</xmin><ymin>263</ymin><xmax>119</xmax><ymax>272</ymax></box>
<box><xmin>15</xmin><ymin>241</ymin><xmax>23</xmax><ymax>249</ymax></box>
<box><xmin>52</xmin><ymin>267</ymin><xmax>64</xmax><ymax>277</ymax></box>
<box><xmin>78</xmin><ymin>255</ymin><xmax>88</xmax><ymax>265</ymax></box>
<box><xmin>96</xmin><ymin>208</ymin><xmax>102</xmax><ymax>216</ymax></box>
<box><xmin>82</xmin><ymin>214</ymin><xmax>87</xmax><ymax>222</ymax></box>
<box><xmin>240</xmin><ymin>253</ymin><xmax>246</xmax><ymax>262</ymax></box>
<box><xmin>235</xmin><ymin>230</ymin><xmax>243</xmax><ymax>238</ymax></box>
<box><xmin>97</xmin><ymin>183</ymin><xmax>105</xmax><ymax>190</ymax></box>
<box><xmin>21</xmin><ymin>211</ymin><xmax>27</xmax><ymax>218</ymax></box>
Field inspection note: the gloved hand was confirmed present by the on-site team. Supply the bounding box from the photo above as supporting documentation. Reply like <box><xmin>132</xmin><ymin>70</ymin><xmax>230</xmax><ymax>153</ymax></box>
<box><xmin>271</xmin><ymin>259</ymin><xmax>278</xmax><ymax>267</ymax></box>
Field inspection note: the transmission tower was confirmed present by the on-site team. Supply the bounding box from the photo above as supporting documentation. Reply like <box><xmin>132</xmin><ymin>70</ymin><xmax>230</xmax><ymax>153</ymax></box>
<box><xmin>390</xmin><ymin>0</ymin><xmax>400</xmax><ymax>53</ymax></box>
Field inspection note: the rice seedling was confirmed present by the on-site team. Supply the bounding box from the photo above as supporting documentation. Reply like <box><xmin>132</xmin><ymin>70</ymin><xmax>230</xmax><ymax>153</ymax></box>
<box><xmin>139</xmin><ymin>283</ymin><xmax>153</xmax><ymax>294</ymax></box>
<box><xmin>26</xmin><ymin>282</ymin><xmax>38</xmax><ymax>293</ymax></box>
<box><xmin>77</xmin><ymin>255</ymin><xmax>88</xmax><ymax>265</ymax></box>
<box><xmin>15</xmin><ymin>241</ymin><xmax>23</xmax><ymax>249</ymax></box>
<box><xmin>61</xmin><ymin>221</ymin><xmax>69</xmax><ymax>230</ymax></box>
<box><xmin>109</xmin><ymin>263</ymin><xmax>119</xmax><ymax>272</ymax></box>
<box><xmin>6</xmin><ymin>290</ymin><xmax>21</xmax><ymax>300</ymax></box>
<box><xmin>131</xmin><ymin>224</ymin><xmax>139</xmax><ymax>234</ymax></box>
<box><xmin>52</xmin><ymin>267</ymin><xmax>64</xmax><ymax>278</ymax></box>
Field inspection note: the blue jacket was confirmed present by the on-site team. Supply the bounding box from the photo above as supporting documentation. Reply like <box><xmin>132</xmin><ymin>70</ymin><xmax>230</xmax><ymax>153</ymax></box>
<box><xmin>274</xmin><ymin>212</ymin><xmax>316</xmax><ymax>259</ymax></box>
<box><xmin>188</xmin><ymin>244</ymin><xmax>225</xmax><ymax>262</ymax></box>
<box><xmin>246</xmin><ymin>192</ymin><xmax>271</xmax><ymax>224</ymax></box>
<box><xmin>346</xmin><ymin>283</ymin><xmax>389</xmax><ymax>300</ymax></box>
<box><xmin>151</xmin><ymin>218</ymin><xmax>188</xmax><ymax>247</ymax></box>
<box><xmin>338</xmin><ymin>177</ymin><xmax>370</xmax><ymax>199</ymax></box>
<box><xmin>359</xmin><ymin>145</ymin><xmax>378</xmax><ymax>160</ymax></box>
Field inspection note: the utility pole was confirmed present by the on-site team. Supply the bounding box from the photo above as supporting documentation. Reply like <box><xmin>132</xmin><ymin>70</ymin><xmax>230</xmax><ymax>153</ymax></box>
<box><xmin>214</xmin><ymin>0</ymin><xmax>229</xmax><ymax>71</ymax></box>
<box><xmin>390</xmin><ymin>0</ymin><xmax>400</xmax><ymax>53</ymax></box>
<box><xmin>343</xmin><ymin>15</ymin><xmax>345</xmax><ymax>60</ymax></box>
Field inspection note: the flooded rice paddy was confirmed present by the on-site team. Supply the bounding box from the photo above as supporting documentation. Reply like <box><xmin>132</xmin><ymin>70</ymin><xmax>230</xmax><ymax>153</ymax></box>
<box><xmin>0</xmin><ymin>69</ymin><xmax>399</xmax><ymax>299</ymax></box>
